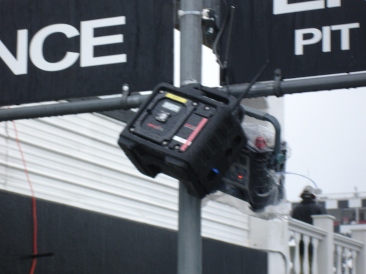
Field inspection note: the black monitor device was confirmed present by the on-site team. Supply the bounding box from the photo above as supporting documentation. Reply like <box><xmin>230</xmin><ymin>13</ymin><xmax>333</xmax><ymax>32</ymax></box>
<box><xmin>118</xmin><ymin>83</ymin><xmax>246</xmax><ymax>198</ymax></box>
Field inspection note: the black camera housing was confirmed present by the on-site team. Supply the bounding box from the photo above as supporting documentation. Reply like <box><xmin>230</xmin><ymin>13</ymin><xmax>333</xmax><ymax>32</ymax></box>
<box><xmin>218</xmin><ymin>110</ymin><xmax>287</xmax><ymax>212</ymax></box>
<box><xmin>219</xmin><ymin>145</ymin><xmax>286</xmax><ymax>212</ymax></box>
<box><xmin>118</xmin><ymin>83</ymin><xmax>246</xmax><ymax>198</ymax></box>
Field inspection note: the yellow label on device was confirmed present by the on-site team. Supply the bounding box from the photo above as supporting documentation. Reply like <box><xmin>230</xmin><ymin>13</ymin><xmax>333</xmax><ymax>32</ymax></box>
<box><xmin>165</xmin><ymin>93</ymin><xmax>187</xmax><ymax>104</ymax></box>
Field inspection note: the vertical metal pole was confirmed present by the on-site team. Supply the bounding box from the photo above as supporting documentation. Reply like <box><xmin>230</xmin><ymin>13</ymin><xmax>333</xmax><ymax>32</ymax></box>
<box><xmin>178</xmin><ymin>0</ymin><xmax>202</xmax><ymax>274</ymax></box>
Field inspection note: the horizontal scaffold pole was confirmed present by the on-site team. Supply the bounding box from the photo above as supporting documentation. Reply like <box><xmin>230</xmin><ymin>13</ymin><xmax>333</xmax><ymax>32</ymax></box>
<box><xmin>0</xmin><ymin>72</ymin><xmax>366</xmax><ymax>122</ymax></box>
<box><xmin>221</xmin><ymin>72</ymin><xmax>366</xmax><ymax>98</ymax></box>
<box><xmin>0</xmin><ymin>94</ymin><xmax>149</xmax><ymax>122</ymax></box>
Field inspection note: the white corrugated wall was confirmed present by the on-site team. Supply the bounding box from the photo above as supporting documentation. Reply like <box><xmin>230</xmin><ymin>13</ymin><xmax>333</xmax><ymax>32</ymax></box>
<box><xmin>0</xmin><ymin>112</ymin><xmax>249</xmax><ymax>246</ymax></box>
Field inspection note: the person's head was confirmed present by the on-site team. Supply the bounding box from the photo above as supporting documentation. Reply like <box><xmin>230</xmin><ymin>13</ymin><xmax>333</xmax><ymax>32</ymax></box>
<box><xmin>300</xmin><ymin>185</ymin><xmax>316</xmax><ymax>200</ymax></box>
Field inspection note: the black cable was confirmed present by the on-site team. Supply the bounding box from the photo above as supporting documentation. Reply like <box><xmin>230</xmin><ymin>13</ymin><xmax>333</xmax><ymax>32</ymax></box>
<box><xmin>223</xmin><ymin>6</ymin><xmax>236</xmax><ymax>70</ymax></box>
<box><xmin>212</xmin><ymin>0</ymin><xmax>229</xmax><ymax>69</ymax></box>
<box><xmin>211</xmin><ymin>2</ymin><xmax>269</xmax><ymax>103</ymax></box>
<box><xmin>233</xmin><ymin>60</ymin><xmax>270</xmax><ymax>108</ymax></box>
<box><xmin>211</xmin><ymin>1</ymin><xmax>237</xmax><ymax>97</ymax></box>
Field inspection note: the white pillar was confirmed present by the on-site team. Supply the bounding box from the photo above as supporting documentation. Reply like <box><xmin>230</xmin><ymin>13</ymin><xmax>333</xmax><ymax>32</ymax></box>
<box><xmin>351</xmin><ymin>228</ymin><xmax>366</xmax><ymax>274</ymax></box>
<box><xmin>312</xmin><ymin>215</ymin><xmax>335</xmax><ymax>274</ymax></box>
<box><xmin>302</xmin><ymin>235</ymin><xmax>310</xmax><ymax>274</ymax></box>
<box><xmin>336</xmin><ymin>245</ymin><xmax>342</xmax><ymax>274</ymax></box>
<box><xmin>294</xmin><ymin>232</ymin><xmax>301</xmax><ymax>274</ymax></box>
<box><xmin>248</xmin><ymin>216</ymin><xmax>290</xmax><ymax>274</ymax></box>
<box><xmin>311</xmin><ymin>238</ymin><xmax>319</xmax><ymax>274</ymax></box>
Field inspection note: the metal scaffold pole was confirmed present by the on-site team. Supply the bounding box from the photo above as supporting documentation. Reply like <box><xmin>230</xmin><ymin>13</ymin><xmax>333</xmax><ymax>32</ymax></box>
<box><xmin>1</xmin><ymin>72</ymin><xmax>366</xmax><ymax>122</ymax></box>
<box><xmin>177</xmin><ymin>0</ymin><xmax>203</xmax><ymax>274</ymax></box>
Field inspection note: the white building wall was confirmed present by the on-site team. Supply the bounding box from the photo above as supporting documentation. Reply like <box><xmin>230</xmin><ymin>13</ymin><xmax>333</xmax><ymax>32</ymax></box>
<box><xmin>0</xmin><ymin>112</ymin><xmax>249</xmax><ymax>246</ymax></box>
<box><xmin>0</xmin><ymin>30</ymin><xmax>287</xmax><ymax>250</ymax></box>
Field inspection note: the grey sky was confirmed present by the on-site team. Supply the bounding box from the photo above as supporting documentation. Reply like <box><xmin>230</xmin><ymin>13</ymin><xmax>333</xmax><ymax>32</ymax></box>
<box><xmin>284</xmin><ymin>87</ymin><xmax>366</xmax><ymax>201</ymax></box>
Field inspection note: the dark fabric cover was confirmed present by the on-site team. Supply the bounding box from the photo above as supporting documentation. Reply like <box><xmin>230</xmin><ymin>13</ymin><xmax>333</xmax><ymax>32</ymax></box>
<box><xmin>292</xmin><ymin>197</ymin><xmax>327</xmax><ymax>225</ymax></box>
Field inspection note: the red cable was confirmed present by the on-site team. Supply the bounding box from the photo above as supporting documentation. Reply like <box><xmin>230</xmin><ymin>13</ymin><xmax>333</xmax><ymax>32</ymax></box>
<box><xmin>12</xmin><ymin>121</ymin><xmax>38</xmax><ymax>274</ymax></box>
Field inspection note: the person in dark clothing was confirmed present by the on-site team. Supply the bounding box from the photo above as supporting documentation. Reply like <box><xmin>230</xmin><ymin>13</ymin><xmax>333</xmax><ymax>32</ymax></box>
<box><xmin>292</xmin><ymin>185</ymin><xmax>327</xmax><ymax>224</ymax></box>
<box><xmin>291</xmin><ymin>186</ymin><xmax>327</xmax><ymax>273</ymax></box>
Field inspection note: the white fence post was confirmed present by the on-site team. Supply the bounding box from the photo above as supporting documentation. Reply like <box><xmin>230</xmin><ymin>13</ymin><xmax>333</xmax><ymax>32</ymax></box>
<box><xmin>312</xmin><ymin>215</ymin><xmax>335</xmax><ymax>274</ymax></box>
<box><xmin>248</xmin><ymin>216</ymin><xmax>289</xmax><ymax>274</ymax></box>
<box><xmin>351</xmin><ymin>228</ymin><xmax>366</xmax><ymax>273</ymax></box>
<box><xmin>311</xmin><ymin>238</ymin><xmax>319</xmax><ymax>274</ymax></box>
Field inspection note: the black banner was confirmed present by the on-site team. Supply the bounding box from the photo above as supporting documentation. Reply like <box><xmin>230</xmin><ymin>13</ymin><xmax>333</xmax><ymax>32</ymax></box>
<box><xmin>220</xmin><ymin>0</ymin><xmax>366</xmax><ymax>83</ymax></box>
<box><xmin>0</xmin><ymin>190</ymin><xmax>268</xmax><ymax>274</ymax></box>
<box><xmin>0</xmin><ymin>0</ymin><xmax>173</xmax><ymax>106</ymax></box>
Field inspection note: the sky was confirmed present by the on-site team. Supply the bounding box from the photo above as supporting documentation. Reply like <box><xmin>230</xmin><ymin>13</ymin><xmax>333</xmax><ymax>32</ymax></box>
<box><xmin>175</xmin><ymin>31</ymin><xmax>366</xmax><ymax>203</ymax></box>
<box><xmin>283</xmin><ymin>87</ymin><xmax>366</xmax><ymax>201</ymax></box>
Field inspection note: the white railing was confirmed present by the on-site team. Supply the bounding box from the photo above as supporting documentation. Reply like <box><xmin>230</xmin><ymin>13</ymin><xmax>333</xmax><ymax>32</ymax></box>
<box><xmin>289</xmin><ymin>218</ymin><xmax>326</xmax><ymax>274</ymax></box>
<box><xmin>288</xmin><ymin>215</ymin><xmax>366</xmax><ymax>274</ymax></box>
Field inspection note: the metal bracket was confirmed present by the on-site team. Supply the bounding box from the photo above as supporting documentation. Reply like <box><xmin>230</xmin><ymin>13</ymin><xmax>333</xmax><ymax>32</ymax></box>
<box><xmin>273</xmin><ymin>69</ymin><xmax>283</xmax><ymax>97</ymax></box>
<box><xmin>177</xmin><ymin>10</ymin><xmax>202</xmax><ymax>18</ymax></box>
<box><xmin>181</xmin><ymin>79</ymin><xmax>199</xmax><ymax>86</ymax></box>
<box><xmin>121</xmin><ymin>84</ymin><xmax>131</xmax><ymax>109</ymax></box>
<box><xmin>202</xmin><ymin>9</ymin><xmax>219</xmax><ymax>48</ymax></box>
